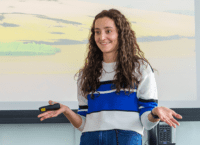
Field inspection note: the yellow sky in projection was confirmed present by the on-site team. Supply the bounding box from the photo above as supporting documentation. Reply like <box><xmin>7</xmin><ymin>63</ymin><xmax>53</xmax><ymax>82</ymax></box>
<box><xmin>0</xmin><ymin>0</ymin><xmax>195</xmax><ymax>75</ymax></box>
<box><xmin>0</xmin><ymin>0</ymin><xmax>194</xmax><ymax>42</ymax></box>
<box><xmin>0</xmin><ymin>12</ymin><xmax>194</xmax><ymax>42</ymax></box>
<box><xmin>0</xmin><ymin>14</ymin><xmax>90</xmax><ymax>42</ymax></box>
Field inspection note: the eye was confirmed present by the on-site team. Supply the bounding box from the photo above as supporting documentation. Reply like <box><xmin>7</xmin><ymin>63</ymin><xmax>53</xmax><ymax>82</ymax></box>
<box><xmin>95</xmin><ymin>31</ymin><xmax>100</xmax><ymax>34</ymax></box>
<box><xmin>107</xmin><ymin>30</ymin><xmax>111</xmax><ymax>33</ymax></box>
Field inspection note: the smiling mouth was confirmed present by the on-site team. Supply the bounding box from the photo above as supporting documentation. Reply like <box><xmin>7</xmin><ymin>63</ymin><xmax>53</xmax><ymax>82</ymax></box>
<box><xmin>100</xmin><ymin>42</ymin><xmax>110</xmax><ymax>45</ymax></box>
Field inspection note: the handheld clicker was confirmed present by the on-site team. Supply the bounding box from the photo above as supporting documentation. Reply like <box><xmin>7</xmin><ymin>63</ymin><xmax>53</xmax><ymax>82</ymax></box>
<box><xmin>39</xmin><ymin>103</ymin><xmax>60</xmax><ymax>112</ymax></box>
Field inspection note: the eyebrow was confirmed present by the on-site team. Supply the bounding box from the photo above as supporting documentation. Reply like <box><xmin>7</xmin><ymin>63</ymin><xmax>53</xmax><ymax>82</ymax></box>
<box><xmin>95</xmin><ymin>27</ymin><xmax>113</xmax><ymax>30</ymax></box>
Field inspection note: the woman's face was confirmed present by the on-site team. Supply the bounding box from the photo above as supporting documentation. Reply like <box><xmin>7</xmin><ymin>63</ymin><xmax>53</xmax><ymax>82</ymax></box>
<box><xmin>94</xmin><ymin>17</ymin><xmax>118</xmax><ymax>57</ymax></box>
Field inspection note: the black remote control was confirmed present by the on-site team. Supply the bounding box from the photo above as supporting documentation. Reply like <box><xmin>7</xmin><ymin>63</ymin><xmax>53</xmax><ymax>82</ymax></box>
<box><xmin>39</xmin><ymin>103</ymin><xmax>60</xmax><ymax>112</ymax></box>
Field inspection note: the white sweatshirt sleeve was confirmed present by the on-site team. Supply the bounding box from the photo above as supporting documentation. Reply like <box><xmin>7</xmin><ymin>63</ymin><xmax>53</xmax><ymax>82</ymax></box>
<box><xmin>74</xmin><ymin>72</ymin><xmax>88</xmax><ymax>132</ymax></box>
<box><xmin>136</xmin><ymin>61</ymin><xmax>160</xmax><ymax>130</ymax></box>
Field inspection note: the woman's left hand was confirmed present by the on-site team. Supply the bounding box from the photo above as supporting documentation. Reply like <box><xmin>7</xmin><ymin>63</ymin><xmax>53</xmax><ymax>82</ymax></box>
<box><xmin>152</xmin><ymin>106</ymin><xmax>183</xmax><ymax>128</ymax></box>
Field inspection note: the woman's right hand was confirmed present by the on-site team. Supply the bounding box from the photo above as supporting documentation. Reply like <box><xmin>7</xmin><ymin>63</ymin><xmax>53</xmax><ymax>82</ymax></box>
<box><xmin>37</xmin><ymin>100</ymin><xmax>69</xmax><ymax>121</ymax></box>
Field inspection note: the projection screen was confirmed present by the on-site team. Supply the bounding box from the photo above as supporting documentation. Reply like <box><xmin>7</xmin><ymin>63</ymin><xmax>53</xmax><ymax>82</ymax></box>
<box><xmin>0</xmin><ymin>0</ymin><xmax>198</xmax><ymax>110</ymax></box>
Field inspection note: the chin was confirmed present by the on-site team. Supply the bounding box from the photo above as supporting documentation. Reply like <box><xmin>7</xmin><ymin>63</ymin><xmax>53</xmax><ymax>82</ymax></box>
<box><xmin>99</xmin><ymin>47</ymin><xmax>113</xmax><ymax>52</ymax></box>
<box><xmin>100</xmin><ymin>49</ymin><xmax>112</xmax><ymax>53</ymax></box>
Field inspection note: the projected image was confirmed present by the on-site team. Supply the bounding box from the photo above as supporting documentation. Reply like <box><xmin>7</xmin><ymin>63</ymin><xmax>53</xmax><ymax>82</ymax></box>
<box><xmin>0</xmin><ymin>0</ymin><xmax>195</xmax><ymax>102</ymax></box>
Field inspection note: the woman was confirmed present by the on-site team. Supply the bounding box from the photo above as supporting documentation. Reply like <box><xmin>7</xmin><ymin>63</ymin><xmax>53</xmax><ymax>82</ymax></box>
<box><xmin>38</xmin><ymin>9</ymin><xmax>182</xmax><ymax>145</ymax></box>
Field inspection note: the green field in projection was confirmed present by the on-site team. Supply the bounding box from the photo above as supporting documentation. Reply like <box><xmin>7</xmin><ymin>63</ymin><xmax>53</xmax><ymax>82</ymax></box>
<box><xmin>0</xmin><ymin>42</ymin><xmax>61</xmax><ymax>56</ymax></box>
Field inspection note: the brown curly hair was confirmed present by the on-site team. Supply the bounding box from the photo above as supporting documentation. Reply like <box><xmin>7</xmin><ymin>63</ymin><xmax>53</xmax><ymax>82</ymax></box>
<box><xmin>75</xmin><ymin>9</ymin><xmax>153</xmax><ymax>99</ymax></box>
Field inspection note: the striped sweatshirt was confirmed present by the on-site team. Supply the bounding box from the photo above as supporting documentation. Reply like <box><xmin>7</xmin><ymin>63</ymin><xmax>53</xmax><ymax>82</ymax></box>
<box><xmin>75</xmin><ymin>60</ymin><xmax>159</xmax><ymax>136</ymax></box>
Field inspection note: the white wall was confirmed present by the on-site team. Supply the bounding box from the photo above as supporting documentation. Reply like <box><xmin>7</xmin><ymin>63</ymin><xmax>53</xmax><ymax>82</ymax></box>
<box><xmin>0</xmin><ymin>122</ymin><xmax>200</xmax><ymax>145</ymax></box>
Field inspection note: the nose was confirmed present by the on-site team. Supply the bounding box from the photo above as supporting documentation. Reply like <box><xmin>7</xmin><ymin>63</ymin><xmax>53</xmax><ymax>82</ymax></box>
<box><xmin>100</xmin><ymin>32</ymin><xmax>106</xmax><ymax>41</ymax></box>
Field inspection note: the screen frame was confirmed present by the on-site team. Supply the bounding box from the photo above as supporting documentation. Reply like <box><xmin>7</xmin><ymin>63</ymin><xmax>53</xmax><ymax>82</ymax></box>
<box><xmin>0</xmin><ymin>108</ymin><xmax>200</xmax><ymax>124</ymax></box>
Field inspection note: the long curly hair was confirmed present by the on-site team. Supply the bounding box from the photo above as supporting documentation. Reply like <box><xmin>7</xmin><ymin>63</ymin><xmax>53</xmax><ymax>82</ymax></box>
<box><xmin>75</xmin><ymin>9</ymin><xmax>153</xmax><ymax>99</ymax></box>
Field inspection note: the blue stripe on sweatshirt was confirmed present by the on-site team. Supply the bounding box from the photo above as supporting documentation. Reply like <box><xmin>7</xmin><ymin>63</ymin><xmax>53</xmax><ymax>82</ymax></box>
<box><xmin>87</xmin><ymin>90</ymin><xmax>139</xmax><ymax>114</ymax></box>
<box><xmin>138</xmin><ymin>101</ymin><xmax>158</xmax><ymax>117</ymax></box>
<box><xmin>78</xmin><ymin>110</ymin><xmax>87</xmax><ymax>117</ymax></box>
<box><xmin>78</xmin><ymin>105</ymin><xmax>88</xmax><ymax>117</ymax></box>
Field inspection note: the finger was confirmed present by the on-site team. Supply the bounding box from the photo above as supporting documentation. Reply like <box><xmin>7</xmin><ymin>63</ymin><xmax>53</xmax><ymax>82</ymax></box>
<box><xmin>38</xmin><ymin>111</ymin><xmax>54</xmax><ymax>118</ymax></box>
<box><xmin>40</xmin><ymin>118</ymin><xmax>44</xmax><ymax>121</ymax></box>
<box><xmin>176</xmin><ymin>114</ymin><xmax>182</xmax><ymax>119</ymax></box>
<box><xmin>171</xmin><ymin>123</ymin><xmax>176</xmax><ymax>128</ymax></box>
<box><xmin>169</xmin><ymin>119</ymin><xmax>177</xmax><ymax>128</ymax></box>
<box><xmin>163</xmin><ymin>117</ymin><xmax>177</xmax><ymax>128</ymax></box>
<box><xmin>49</xmin><ymin>100</ymin><xmax>56</xmax><ymax>105</ymax></box>
<box><xmin>40</xmin><ymin>115</ymin><xmax>48</xmax><ymax>121</ymax></box>
<box><xmin>39</xmin><ymin>115</ymin><xmax>49</xmax><ymax>121</ymax></box>
<box><xmin>38</xmin><ymin>112</ymin><xmax>47</xmax><ymax>118</ymax></box>
<box><xmin>41</xmin><ymin>116</ymin><xmax>48</xmax><ymax>121</ymax></box>
<box><xmin>167</xmin><ymin>120</ymin><xmax>176</xmax><ymax>128</ymax></box>
<box><xmin>161</xmin><ymin>117</ymin><xmax>172</xmax><ymax>126</ymax></box>
<box><xmin>37</xmin><ymin>113</ymin><xmax>43</xmax><ymax>118</ymax></box>
<box><xmin>49</xmin><ymin>100</ymin><xmax>59</xmax><ymax>105</ymax></box>
<box><xmin>40</xmin><ymin>112</ymin><xmax>54</xmax><ymax>121</ymax></box>
<box><xmin>40</xmin><ymin>116</ymin><xmax>48</xmax><ymax>121</ymax></box>
<box><xmin>172</xmin><ymin>111</ymin><xmax>182</xmax><ymax>119</ymax></box>
<box><xmin>43</xmin><ymin>111</ymin><xmax>58</xmax><ymax>119</ymax></box>
<box><xmin>170</xmin><ymin>117</ymin><xmax>180</xmax><ymax>126</ymax></box>
<box><xmin>163</xmin><ymin>119</ymin><xmax>172</xmax><ymax>127</ymax></box>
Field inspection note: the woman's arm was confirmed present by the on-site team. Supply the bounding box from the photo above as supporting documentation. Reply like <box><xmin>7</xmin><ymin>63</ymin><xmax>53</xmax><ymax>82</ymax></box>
<box><xmin>38</xmin><ymin>100</ymin><xmax>83</xmax><ymax>129</ymax></box>
<box><xmin>63</xmin><ymin>105</ymin><xmax>83</xmax><ymax>128</ymax></box>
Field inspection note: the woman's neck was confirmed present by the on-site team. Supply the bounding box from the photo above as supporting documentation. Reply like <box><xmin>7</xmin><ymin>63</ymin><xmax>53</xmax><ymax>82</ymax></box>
<box><xmin>103</xmin><ymin>52</ymin><xmax>117</xmax><ymax>63</ymax></box>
